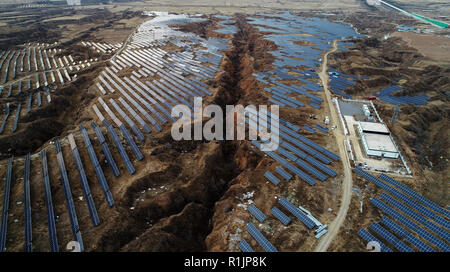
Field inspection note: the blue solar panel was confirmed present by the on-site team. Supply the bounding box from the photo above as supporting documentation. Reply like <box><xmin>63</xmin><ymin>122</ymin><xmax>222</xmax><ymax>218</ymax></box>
<box><xmin>24</xmin><ymin>153</ymin><xmax>32</xmax><ymax>252</ymax></box>
<box><xmin>246</xmin><ymin>222</ymin><xmax>278</xmax><ymax>252</ymax></box>
<box><xmin>264</xmin><ymin>171</ymin><xmax>280</xmax><ymax>186</ymax></box>
<box><xmin>102</xmin><ymin>120</ymin><xmax>135</xmax><ymax>175</ymax></box>
<box><xmin>357</xmin><ymin>229</ymin><xmax>393</xmax><ymax>252</ymax></box>
<box><xmin>79</xmin><ymin>125</ymin><xmax>115</xmax><ymax>207</ymax></box>
<box><xmin>119</xmin><ymin>125</ymin><xmax>144</xmax><ymax>161</ymax></box>
<box><xmin>276</xmin><ymin>166</ymin><xmax>292</xmax><ymax>180</ymax></box>
<box><xmin>379</xmin><ymin>173</ymin><xmax>450</xmax><ymax>220</ymax></box>
<box><xmin>279</xmin><ymin>118</ymin><xmax>300</xmax><ymax>131</ymax></box>
<box><xmin>0</xmin><ymin>157</ymin><xmax>13</xmax><ymax>252</ymax></box>
<box><xmin>40</xmin><ymin>150</ymin><xmax>58</xmax><ymax>252</ymax></box>
<box><xmin>91</xmin><ymin>122</ymin><xmax>120</xmax><ymax>177</ymax></box>
<box><xmin>355</xmin><ymin>168</ymin><xmax>450</xmax><ymax>240</ymax></box>
<box><xmin>303</xmin><ymin>125</ymin><xmax>315</xmax><ymax>133</ymax></box>
<box><xmin>238</xmin><ymin>239</ymin><xmax>255</xmax><ymax>252</ymax></box>
<box><xmin>268</xmin><ymin>97</ymin><xmax>286</xmax><ymax>107</ymax></box>
<box><xmin>70</xmin><ymin>138</ymin><xmax>100</xmax><ymax>227</ymax></box>
<box><xmin>12</xmin><ymin>103</ymin><xmax>21</xmax><ymax>132</ymax></box>
<box><xmin>27</xmin><ymin>93</ymin><xmax>32</xmax><ymax>112</ymax></box>
<box><xmin>310</xmin><ymin>103</ymin><xmax>321</xmax><ymax>109</ymax></box>
<box><xmin>271</xmin><ymin>207</ymin><xmax>291</xmax><ymax>225</ymax></box>
<box><xmin>315</xmin><ymin>124</ymin><xmax>328</xmax><ymax>133</ymax></box>
<box><xmin>278</xmin><ymin>197</ymin><xmax>315</xmax><ymax>229</ymax></box>
<box><xmin>380</xmin><ymin>193</ymin><xmax>449</xmax><ymax>242</ymax></box>
<box><xmin>295</xmin><ymin>157</ymin><xmax>327</xmax><ymax>181</ymax></box>
<box><xmin>279</xmin><ymin>132</ymin><xmax>331</xmax><ymax>164</ymax></box>
<box><xmin>54</xmin><ymin>140</ymin><xmax>84</xmax><ymax>252</ymax></box>
<box><xmin>263</xmin><ymin>150</ymin><xmax>317</xmax><ymax>186</ymax></box>
<box><xmin>369</xmin><ymin>222</ymin><xmax>414</xmax><ymax>252</ymax></box>
<box><xmin>0</xmin><ymin>103</ymin><xmax>10</xmax><ymax>134</ymax></box>
<box><xmin>371</xmin><ymin>197</ymin><xmax>449</xmax><ymax>252</ymax></box>
<box><xmin>380</xmin><ymin>217</ymin><xmax>434</xmax><ymax>252</ymax></box>
<box><xmin>248</xmin><ymin>204</ymin><xmax>267</xmax><ymax>223</ymax></box>
<box><xmin>304</xmin><ymin>155</ymin><xmax>337</xmax><ymax>177</ymax></box>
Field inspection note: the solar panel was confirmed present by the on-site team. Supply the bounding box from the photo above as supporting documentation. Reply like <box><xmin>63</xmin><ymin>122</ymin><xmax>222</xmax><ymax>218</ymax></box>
<box><xmin>109</xmin><ymin>99</ymin><xmax>145</xmax><ymax>141</ymax></box>
<box><xmin>246</xmin><ymin>222</ymin><xmax>278</xmax><ymax>252</ymax></box>
<box><xmin>271</xmin><ymin>207</ymin><xmax>291</xmax><ymax>225</ymax></box>
<box><xmin>0</xmin><ymin>157</ymin><xmax>13</xmax><ymax>252</ymax></box>
<box><xmin>380</xmin><ymin>217</ymin><xmax>434</xmax><ymax>252</ymax></box>
<box><xmin>371</xmin><ymin>197</ymin><xmax>449</xmax><ymax>252</ymax></box>
<box><xmin>238</xmin><ymin>239</ymin><xmax>255</xmax><ymax>252</ymax></box>
<box><xmin>248</xmin><ymin>204</ymin><xmax>267</xmax><ymax>223</ymax></box>
<box><xmin>12</xmin><ymin>103</ymin><xmax>21</xmax><ymax>132</ymax></box>
<box><xmin>276</xmin><ymin>166</ymin><xmax>292</xmax><ymax>180</ymax></box>
<box><xmin>379</xmin><ymin>173</ymin><xmax>450</xmax><ymax>219</ymax></box>
<box><xmin>117</xmin><ymin>97</ymin><xmax>152</xmax><ymax>134</ymax></box>
<box><xmin>0</xmin><ymin>103</ymin><xmax>11</xmax><ymax>134</ymax></box>
<box><xmin>24</xmin><ymin>153</ymin><xmax>32</xmax><ymax>252</ymax></box>
<box><xmin>294</xmin><ymin>157</ymin><xmax>327</xmax><ymax>181</ymax></box>
<box><xmin>356</xmin><ymin>168</ymin><xmax>450</xmax><ymax>238</ymax></box>
<box><xmin>68</xmin><ymin>134</ymin><xmax>100</xmax><ymax>227</ymax></box>
<box><xmin>278</xmin><ymin>197</ymin><xmax>315</xmax><ymax>229</ymax></box>
<box><xmin>380</xmin><ymin>193</ymin><xmax>449</xmax><ymax>242</ymax></box>
<box><xmin>54</xmin><ymin>140</ymin><xmax>84</xmax><ymax>252</ymax></box>
<box><xmin>315</xmin><ymin>124</ymin><xmax>328</xmax><ymax>133</ymax></box>
<box><xmin>91</xmin><ymin>122</ymin><xmax>121</xmax><ymax>177</ymax></box>
<box><xmin>119</xmin><ymin>124</ymin><xmax>144</xmax><ymax>161</ymax></box>
<box><xmin>369</xmin><ymin>222</ymin><xmax>414</xmax><ymax>252</ymax></box>
<box><xmin>265</xmin><ymin>150</ymin><xmax>316</xmax><ymax>186</ymax></box>
<box><xmin>102</xmin><ymin>120</ymin><xmax>136</xmax><ymax>175</ymax></box>
<box><xmin>264</xmin><ymin>171</ymin><xmax>280</xmax><ymax>186</ymax></box>
<box><xmin>79</xmin><ymin>125</ymin><xmax>115</xmax><ymax>206</ymax></box>
<box><xmin>40</xmin><ymin>149</ymin><xmax>59</xmax><ymax>252</ymax></box>
<box><xmin>268</xmin><ymin>97</ymin><xmax>286</xmax><ymax>107</ymax></box>
<box><xmin>303</xmin><ymin>125</ymin><xmax>315</xmax><ymax>133</ymax></box>
<box><xmin>357</xmin><ymin>229</ymin><xmax>393</xmax><ymax>252</ymax></box>
<box><xmin>304</xmin><ymin>155</ymin><xmax>337</xmax><ymax>177</ymax></box>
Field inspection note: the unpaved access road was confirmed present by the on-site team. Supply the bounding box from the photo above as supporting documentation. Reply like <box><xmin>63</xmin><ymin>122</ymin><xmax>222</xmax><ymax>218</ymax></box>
<box><xmin>314</xmin><ymin>40</ymin><xmax>354</xmax><ymax>252</ymax></box>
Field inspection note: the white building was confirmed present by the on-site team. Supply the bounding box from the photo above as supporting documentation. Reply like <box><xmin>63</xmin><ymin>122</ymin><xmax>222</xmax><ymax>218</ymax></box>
<box><xmin>357</xmin><ymin>121</ymin><xmax>399</xmax><ymax>159</ymax></box>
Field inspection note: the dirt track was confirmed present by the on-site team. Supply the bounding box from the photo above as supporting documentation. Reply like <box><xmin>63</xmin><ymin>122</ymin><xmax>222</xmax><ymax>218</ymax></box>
<box><xmin>314</xmin><ymin>40</ymin><xmax>353</xmax><ymax>252</ymax></box>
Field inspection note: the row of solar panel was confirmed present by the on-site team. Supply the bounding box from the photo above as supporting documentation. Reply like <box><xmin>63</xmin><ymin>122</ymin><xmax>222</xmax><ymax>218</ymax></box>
<box><xmin>0</xmin><ymin>115</ymin><xmax>151</xmax><ymax>251</ymax></box>
<box><xmin>354</xmin><ymin>167</ymin><xmax>449</xmax><ymax>240</ymax></box>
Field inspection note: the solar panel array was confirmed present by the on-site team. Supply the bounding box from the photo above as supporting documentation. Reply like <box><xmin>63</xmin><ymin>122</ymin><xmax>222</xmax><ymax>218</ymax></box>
<box><xmin>40</xmin><ymin>149</ymin><xmax>59</xmax><ymax>252</ymax></box>
<box><xmin>357</xmin><ymin>229</ymin><xmax>393</xmax><ymax>252</ymax></box>
<box><xmin>369</xmin><ymin>222</ymin><xmax>414</xmax><ymax>252</ymax></box>
<box><xmin>0</xmin><ymin>157</ymin><xmax>13</xmax><ymax>252</ymax></box>
<box><xmin>264</xmin><ymin>171</ymin><xmax>281</xmax><ymax>186</ymax></box>
<box><xmin>278</xmin><ymin>197</ymin><xmax>315</xmax><ymax>229</ymax></box>
<box><xmin>373</xmin><ymin>85</ymin><xmax>428</xmax><ymax>106</ymax></box>
<box><xmin>54</xmin><ymin>140</ymin><xmax>84</xmax><ymax>252</ymax></box>
<box><xmin>380</xmin><ymin>217</ymin><xmax>434</xmax><ymax>252</ymax></box>
<box><xmin>91</xmin><ymin>122</ymin><xmax>121</xmax><ymax>177</ymax></box>
<box><xmin>24</xmin><ymin>153</ymin><xmax>32</xmax><ymax>252</ymax></box>
<box><xmin>246</xmin><ymin>222</ymin><xmax>278</xmax><ymax>252</ymax></box>
<box><xmin>68</xmin><ymin>134</ymin><xmax>100</xmax><ymax>227</ymax></box>
<box><xmin>354</xmin><ymin>167</ymin><xmax>450</xmax><ymax>252</ymax></box>
<box><xmin>271</xmin><ymin>207</ymin><xmax>291</xmax><ymax>226</ymax></box>
<box><xmin>238</xmin><ymin>239</ymin><xmax>255</xmax><ymax>252</ymax></box>
<box><xmin>79</xmin><ymin>125</ymin><xmax>115</xmax><ymax>207</ymax></box>
<box><xmin>379</xmin><ymin>173</ymin><xmax>450</xmax><ymax>220</ymax></box>
<box><xmin>248</xmin><ymin>204</ymin><xmax>267</xmax><ymax>223</ymax></box>
<box><xmin>275</xmin><ymin>166</ymin><xmax>292</xmax><ymax>181</ymax></box>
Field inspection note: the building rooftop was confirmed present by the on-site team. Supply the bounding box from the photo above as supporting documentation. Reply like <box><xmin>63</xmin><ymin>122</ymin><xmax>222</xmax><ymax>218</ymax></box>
<box><xmin>359</xmin><ymin>121</ymin><xmax>389</xmax><ymax>134</ymax></box>
<box><xmin>364</xmin><ymin>133</ymin><xmax>398</xmax><ymax>153</ymax></box>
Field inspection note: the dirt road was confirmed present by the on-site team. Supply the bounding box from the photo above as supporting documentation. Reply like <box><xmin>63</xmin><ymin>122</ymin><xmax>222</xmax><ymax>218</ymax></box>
<box><xmin>314</xmin><ymin>40</ymin><xmax>353</xmax><ymax>252</ymax></box>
